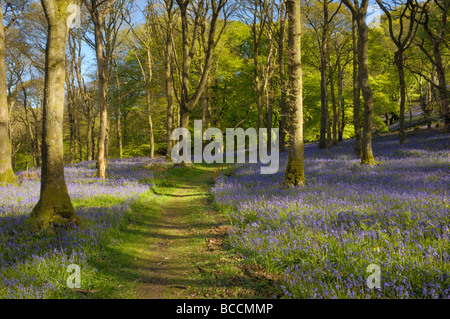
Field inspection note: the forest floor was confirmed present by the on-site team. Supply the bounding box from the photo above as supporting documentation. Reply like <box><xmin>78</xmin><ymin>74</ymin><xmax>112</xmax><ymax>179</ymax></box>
<box><xmin>132</xmin><ymin>164</ymin><xmax>220</xmax><ymax>298</ymax></box>
<box><xmin>100</xmin><ymin>162</ymin><xmax>280</xmax><ymax>299</ymax></box>
<box><xmin>1</xmin><ymin>129</ymin><xmax>448</xmax><ymax>299</ymax></box>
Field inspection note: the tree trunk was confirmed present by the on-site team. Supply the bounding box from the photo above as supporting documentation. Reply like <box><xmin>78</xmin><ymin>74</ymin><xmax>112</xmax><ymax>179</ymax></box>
<box><xmin>92</xmin><ymin>8</ymin><xmax>108</xmax><ymax>178</ymax></box>
<box><xmin>76</xmin><ymin>118</ymin><xmax>82</xmax><ymax>161</ymax></box>
<box><xmin>30</xmin><ymin>0</ymin><xmax>79</xmax><ymax>227</ymax></box>
<box><xmin>117</xmin><ymin>91</ymin><xmax>123</xmax><ymax>159</ymax></box>
<box><xmin>176</xmin><ymin>0</ymin><xmax>224</xmax><ymax>129</ymax></box>
<box><xmin>416</xmin><ymin>0</ymin><xmax>449</xmax><ymax>132</ymax></box>
<box><xmin>145</xmin><ymin>28</ymin><xmax>155</xmax><ymax>158</ymax></box>
<box><xmin>284</xmin><ymin>0</ymin><xmax>304</xmax><ymax>188</ymax></box>
<box><xmin>114</xmin><ymin>64</ymin><xmax>123</xmax><ymax>159</ymax></box>
<box><xmin>318</xmin><ymin>50</ymin><xmax>329</xmax><ymax>149</ymax></box>
<box><xmin>91</xmin><ymin>119</ymin><xmax>96</xmax><ymax>161</ymax></box>
<box><xmin>330</xmin><ymin>61</ymin><xmax>337</xmax><ymax>145</ymax></box>
<box><xmin>352</xmin><ymin>15</ymin><xmax>361</xmax><ymax>157</ymax></box>
<box><xmin>22</xmin><ymin>88</ymin><xmax>40</xmax><ymax>168</ymax></box>
<box><xmin>434</xmin><ymin>51</ymin><xmax>449</xmax><ymax>132</ymax></box>
<box><xmin>266</xmin><ymin>77</ymin><xmax>274</xmax><ymax>152</ymax></box>
<box><xmin>337</xmin><ymin>55</ymin><xmax>344</xmax><ymax>142</ymax></box>
<box><xmin>67</xmin><ymin>92</ymin><xmax>75</xmax><ymax>163</ymax></box>
<box><xmin>165</xmin><ymin>30</ymin><xmax>174</xmax><ymax>157</ymax></box>
<box><xmin>395</xmin><ymin>50</ymin><xmax>406</xmax><ymax>144</ymax></box>
<box><xmin>202</xmin><ymin>80</ymin><xmax>211</xmax><ymax>129</ymax></box>
<box><xmin>357</xmin><ymin>9</ymin><xmax>376</xmax><ymax>165</ymax></box>
<box><xmin>0</xmin><ymin>7</ymin><xmax>16</xmax><ymax>184</ymax></box>
<box><xmin>278</xmin><ymin>14</ymin><xmax>287</xmax><ymax>152</ymax></box>
<box><xmin>86</xmin><ymin>112</ymin><xmax>92</xmax><ymax>161</ymax></box>
<box><xmin>146</xmin><ymin>82</ymin><xmax>155</xmax><ymax>159</ymax></box>
<box><xmin>318</xmin><ymin>0</ymin><xmax>330</xmax><ymax>150</ymax></box>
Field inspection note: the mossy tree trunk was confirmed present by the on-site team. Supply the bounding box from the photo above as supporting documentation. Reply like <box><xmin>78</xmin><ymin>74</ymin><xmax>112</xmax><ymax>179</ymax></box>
<box><xmin>30</xmin><ymin>0</ymin><xmax>80</xmax><ymax>227</ymax></box>
<box><xmin>284</xmin><ymin>0</ymin><xmax>305</xmax><ymax>188</ymax></box>
<box><xmin>0</xmin><ymin>6</ymin><xmax>16</xmax><ymax>185</ymax></box>
<box><xmin>356</xmin><ymin>9</ymin><xmax>376</xmax><ymax>165</ymax></box>
<box><xmin>351</xmin><ymin>15</ymin><xmax>361</xmax><ymax>157</ymax></box>
<box><xmin>344</xmin><ymin>0</ymin><xmax>376</xmax><ymax>165</ymax></box>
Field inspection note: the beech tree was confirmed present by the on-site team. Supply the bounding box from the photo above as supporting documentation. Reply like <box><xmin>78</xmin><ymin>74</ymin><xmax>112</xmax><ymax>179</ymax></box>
<box><xmin>175</xmin><ymin>0</ymin><xmax>230</xmax><ymax>129</ymax></box>
<box><xmin>127</xmin><ymin>0</ymin><xmax>156</xmax><ymax>158</ymax></box>
<box><xmin>30</xmin><ymin>0</ymin><xmax>80</xmax><ymax>227</ymax></box>
<box><xmin>162</xmin><ymin>0</ymin><xmax>175</xmax><ymax>157</ymax></box>
<box><xmin>276</xmin><ymin>2</ymin><xmax>288</xmax><ymax>152</ymax></box>
<box><xmin>284</xmin><ymin>0</ymin><xmax>304</xmax><ymax>187</ymax></box>
<box><xmin>0</xmin><ymin>4</ymin><xmax>16</xmax><ymax>184</ymax></box>
<box><xmin>342</xmin><ymin>0</ymin><xmax>376</xmax><ymax>165</ymax></box>
<box><xmin>412</xmin><ymin>0</ymin><xmax>449</xmax><ymax>132</ymax></box>
<box><xmin>83</xmin><ymin>0</ymin><xmax>129</xmax><ymax>177</ymax></box>
<box><xmin>351</xmin><ymin>14</ymin><xmax>361</xmax><ymax>156</ymax></box>
<box><xmin>304</xmin><ymin>0</ymin><xmax>342</xmax><ymax>150</ymax></box>
<box><xmin>376</xmin><ymin>0</ymin><xmax>422</xmax><ymax>144</ymax></box>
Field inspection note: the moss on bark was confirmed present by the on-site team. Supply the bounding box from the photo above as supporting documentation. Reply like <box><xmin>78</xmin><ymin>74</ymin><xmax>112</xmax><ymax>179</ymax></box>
<box><xmin>283</xmin><ymin>159</ymin><xmax>305</xmax><ymax>188</ymax></box>
<box><xmin>0</xmin><ymin>168</ymin><xmax>16</xmax><ymax>185</ymax></box>
<box><xmin>30</xmin><ymin>185</ymin><xmax>81</xmax><ymax>229</ymax></box>
<box><xmin>361</xmin><ymin>149</ymin><xmax>378</xmax><ymax>165</ymax></box>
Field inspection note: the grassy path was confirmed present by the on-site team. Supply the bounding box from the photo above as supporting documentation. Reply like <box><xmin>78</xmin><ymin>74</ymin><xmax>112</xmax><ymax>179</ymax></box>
<box><xmin>95</xmin><ymin>163</ymin><xmax>279</xmax><ymax>299</ymax></box>
<box><xmin>132</xmin><ymin>165</ymin><xmax>219</xmax><ymax>298</ymax></box>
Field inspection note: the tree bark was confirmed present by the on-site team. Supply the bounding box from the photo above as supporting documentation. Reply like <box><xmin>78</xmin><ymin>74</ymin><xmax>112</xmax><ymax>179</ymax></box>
<box><xmin>30</xmin><ymin>0</ymin><xmax>80</xmax><ymax>227</ymax></box>
<box><xmin>0</xmin><ymin>6</ymin><xmax>16</xmax><ymax>184</ymax></box>
<box><xmin>337</xmin><ymin>53</ymin><xmax>344</xmax><ymax>142</ymax></box>
<box><xmin>395</xmin><ymin>50</ymin><xmax>406</xmax><ymax>144</ymax></box>
<box><xmin>352</xmin><ymin>15</ymin><xmax>361</xmax><ymax>157</ymax></box>
<box><xmin>202</xmin><ymin>81</ymin><xmax>211</xmax><ymax>129</ymax></box>
<box><xmin>356</xmin><ymin>6</ymin><xmax>376</xmax><ymax>165</ymax></box>
<box><xmin>329</xmin><ymin>60</ymin><xmax>337</xmax><ymax>145</ymax></box>
<box><xmin>114</xmin><ymin>63</ymin><xmax>123</xmax><ymax>159</ymax></box>
<box><xmin>165</xmin><ymin>21</ymin><xmax>174</xmax><ymax>157</ymax></box>
<box><xmin>146</xmin><ymin>44</ymin><xmax>155</xmax><ymax>158</ymax></box>
<box><xmin>284</xmin><ymin>0</ymin><xmax>304</xmax><ymax>188</ymax></box>
<box><xmin>86</xmin><ymin>111</ymin><xmax>92</xmax><ymax>161</ymax></box>
<box><xmin>84</xmin><ymin>0</ymin><xmax>109</xmax><ymax>178</ymax></box>
<box><xmin>318</xmin><ymin>0</ymin><xmax>330</xmax><ymax>150</ymax></box>
<box><xmin>278</xmin><ymin>11</ymin><xmax>288</xmax><ymax>152</ymax></box>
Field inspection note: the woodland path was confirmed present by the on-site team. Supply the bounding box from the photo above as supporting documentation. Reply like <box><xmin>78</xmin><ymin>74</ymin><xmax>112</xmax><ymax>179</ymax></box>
<box><xmin>131</xmin><ymin>165</ymin><xmax>219</xmax><ymax>298</ymax></box>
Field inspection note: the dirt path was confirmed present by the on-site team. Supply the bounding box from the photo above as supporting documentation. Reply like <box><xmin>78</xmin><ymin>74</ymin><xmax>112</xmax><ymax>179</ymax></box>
<box><xmin>132</xmin><ymin>167</ymin><xmax>215</xmax><ymax>299</ymax></box>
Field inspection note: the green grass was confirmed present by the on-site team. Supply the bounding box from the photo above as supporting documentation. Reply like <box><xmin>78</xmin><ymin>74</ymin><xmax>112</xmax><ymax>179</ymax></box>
<box><xmin>67</xmin><ymin>162</ymin><xmax>278</xmax><ymax>299</ymax></box>
<box><xmin>1</xmin><ymin>161</ymin><xmax>280</xmax><ymax>299</ymax></box>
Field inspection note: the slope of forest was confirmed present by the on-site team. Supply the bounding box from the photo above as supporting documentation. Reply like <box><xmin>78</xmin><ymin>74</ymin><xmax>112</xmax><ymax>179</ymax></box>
<box><xmin>212</xmin><ymin>129</ymin><xmax>450</xmax><ymax>298</ymax></box>
<box><xmin>0</xmin><ymin>158</ymin><xmax>158</xmax><ymax>298</ymax></box>
<box><xmin>1</xmin><ymin>129</ymin><xmax>448</xmax><ymax>299</ymax></box>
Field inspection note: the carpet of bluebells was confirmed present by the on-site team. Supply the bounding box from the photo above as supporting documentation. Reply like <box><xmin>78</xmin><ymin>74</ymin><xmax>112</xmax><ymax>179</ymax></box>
<box><xmin>212</xmin><ymin>130</ymin><xmax>450</xmax><ymax>298</ymax></box>
<box><xmin>0</xmin><ymin>157</ymin><xmax>163</xmax><ymax>298</ymax></box>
